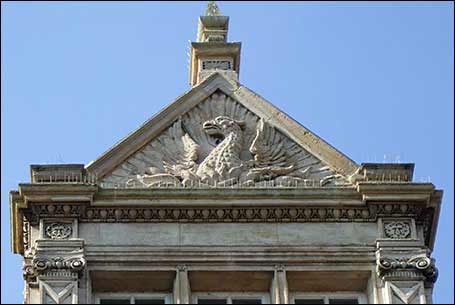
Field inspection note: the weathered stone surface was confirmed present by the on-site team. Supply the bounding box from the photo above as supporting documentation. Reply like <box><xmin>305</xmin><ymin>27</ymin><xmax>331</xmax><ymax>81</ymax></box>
<box><xmin>9</xmin><ymin>2</ymin><xmax>443</xmax><ymax>304</ymax></box>
<box><xmin>277</xmin><ymin>223</ymin><xmax>377</xmax><ymax>246</ymax></box>
<box><xmin>79</xmin><ymin>222</ymin><xmax>377</xmax><ymax>247</ymax></box>
<box><xmin>80</xmin><ymin>223</ymin><xmax>180</xmax><ymax>246</ymax></box>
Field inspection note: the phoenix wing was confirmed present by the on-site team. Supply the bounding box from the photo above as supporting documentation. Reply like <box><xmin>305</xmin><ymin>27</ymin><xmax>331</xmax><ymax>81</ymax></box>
<box><xmin>248</xmin><ymin>119</ymin><xmax>295</xmax><ymax>181</ymax></box>
<box><xmin>161</xmin><ymin>119</ymin><xmax>200</xmax><ymax>177</ymax></box>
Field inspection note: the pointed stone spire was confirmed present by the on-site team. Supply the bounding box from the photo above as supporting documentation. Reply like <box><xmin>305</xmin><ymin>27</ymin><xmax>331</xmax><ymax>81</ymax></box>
<box><xmin>205</xmin><ymin>1</ymin><xmax>222</xmax><ymax>16</ymax></box>
<box><xmin>189</xmin><ymin>2</ymin><xmax>242</xmax><ymax>86</ymax></box>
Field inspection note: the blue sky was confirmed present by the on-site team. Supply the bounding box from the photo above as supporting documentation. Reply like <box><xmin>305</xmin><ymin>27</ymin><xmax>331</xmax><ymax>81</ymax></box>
<box><xmin>1</xmin><ymin>1</ymin><xmax>453</xmax><ymax>303</ymax></box>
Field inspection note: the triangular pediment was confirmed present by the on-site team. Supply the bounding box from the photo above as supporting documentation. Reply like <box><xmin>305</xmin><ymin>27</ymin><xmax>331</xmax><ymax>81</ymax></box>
<box><xmin>87</xmin><ymin>72</ymin><xmax>359</xmax><ymax>187</ymax></box>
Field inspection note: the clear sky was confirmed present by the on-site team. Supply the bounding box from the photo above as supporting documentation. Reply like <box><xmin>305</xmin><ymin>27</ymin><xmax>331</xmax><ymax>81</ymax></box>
<box><xmin>1</xmin><ymin>1</ymin><xmax>453</xmax><ymax>304</ymax></box>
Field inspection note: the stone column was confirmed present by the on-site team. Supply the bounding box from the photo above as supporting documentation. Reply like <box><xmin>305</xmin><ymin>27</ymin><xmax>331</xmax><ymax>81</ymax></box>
<box><xmin>173</xmin><ymin>265</ymin><xmax>191</xmax><ymax>304</ymax></box>
<box><xmin>376</xmin><ymin>240</ymin><xmax>437</xmax><ymax>304</ymax></box>
<box><xmin>270</xmin><ymin>265</ymin><xmax>289</xmax><ymax>304</ymax></box>
<box><xmin>23</xmin><ymin>220</ymin><xmax>86</xmax><ymax>304</ymax></box>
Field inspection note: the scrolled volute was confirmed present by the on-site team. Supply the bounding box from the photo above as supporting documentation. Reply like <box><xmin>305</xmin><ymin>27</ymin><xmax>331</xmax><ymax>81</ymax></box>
<box><xmin>33</xmin><ymin>257</ymin><xmax>53</xmax><ymax>271</ymax></box>
<box><xmin>31</xmin><ymin>256</ymin><xmax>86</xmax><ymax>274</ymax></box>
<box><xmin>376</xmin><ymin>254</ymin><xmax>437</xmax><ymax>283</ymax></box>
<box><xmin>66</xmin><ymin>256</ymin><xmax>86</xmax><ymax>271</ymax></box>
<box><xmin>408</xmin><ymin>256</ymin><xmax>431</xmax><ymax>270</ymax></box>
<box><xmin>22</xmin><ymin>263</ymin><xmax>37</xmax><ymax>280</ymax></box>
<box><xmin>421</xmin><ymin>258</ymin><xmax>438</xmax><ymax>283</ymax></box>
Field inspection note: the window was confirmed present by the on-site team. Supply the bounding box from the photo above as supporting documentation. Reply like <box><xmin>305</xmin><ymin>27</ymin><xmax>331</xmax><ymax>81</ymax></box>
<box><xmin>290</xmin><ymin>293</ymin><xmax>366</xmax><ymax>304</ymax></box>
<box><xmin>193</xmin><ymin>292</ymin><xmax>268</xmax><ymax>304</ymax></box>
<box><xmin>95</xmin><ymin>293</ymin><xmax>171</xmax><ymax>304</ymax></box>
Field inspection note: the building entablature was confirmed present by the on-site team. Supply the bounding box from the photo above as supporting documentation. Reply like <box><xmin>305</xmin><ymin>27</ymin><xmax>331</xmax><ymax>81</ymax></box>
<box><xmin>11</xmin><ymin>173</ymin><xmax>441</xmax><ymax>256</ymax></box>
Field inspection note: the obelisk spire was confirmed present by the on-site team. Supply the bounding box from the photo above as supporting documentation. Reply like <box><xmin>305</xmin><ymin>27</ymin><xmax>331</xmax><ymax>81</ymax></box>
<box><xmin>197</xmin><ymin>1</ymin><xmax>227</xmax><ymax>42</ymax></box>
<box><xmin>205</xmin><ymin>1</ymin><xmax>222</xmax><ymax>16</ymax></box>
<box><xmin>189</xmin><ymin>1</ymin><xmax>241</xmax><ymax>86</ymax></box>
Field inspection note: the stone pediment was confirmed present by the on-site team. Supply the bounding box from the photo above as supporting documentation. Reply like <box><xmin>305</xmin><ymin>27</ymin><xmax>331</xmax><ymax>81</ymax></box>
<box><xmin>87</xmin><ymin>72</ymin><xmax>359</xmax><ymax>188</ymax></box>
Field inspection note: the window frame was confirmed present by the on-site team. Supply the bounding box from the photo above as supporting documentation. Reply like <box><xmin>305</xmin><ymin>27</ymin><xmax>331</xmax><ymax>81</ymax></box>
<box><xmin>192</xmin><ymin>292</ymin><xmax>270</xmax><ymax>304</ymax></box>
<box><xmin>290</xmin><ymin>292</ymin><xmax>367</xmax><ymax>304</ymax></box>
<box><xmin>94</xmin><ymin>292</ymin><xmax>172</xmax><ymax>304</ymax></box>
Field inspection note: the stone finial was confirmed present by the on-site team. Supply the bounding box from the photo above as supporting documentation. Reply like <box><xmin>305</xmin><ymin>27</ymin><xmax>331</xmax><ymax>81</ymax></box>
<box><xmin>205</xmin><ymin>1</ymin><xmax>222</xmax><ymax>16</ymax></box>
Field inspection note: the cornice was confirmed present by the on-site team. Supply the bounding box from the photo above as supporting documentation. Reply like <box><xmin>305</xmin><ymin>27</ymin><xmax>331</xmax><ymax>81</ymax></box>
<box><xmin>10</xmin><ymin>182</ymin><xmax>442</xmax><ymax>256</ymax></box>
<box><xmin>18</xmin><ymin>183</ymin><xmax>97</xmax><ymax>204</ymax></box>
<box><xmin>357</xmin><ymin>182</ymin><xmax>436</xmax><ymax>203</ymax></box>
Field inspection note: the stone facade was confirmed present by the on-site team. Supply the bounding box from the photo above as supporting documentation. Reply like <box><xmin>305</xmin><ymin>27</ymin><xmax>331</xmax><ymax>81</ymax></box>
<box><xmin>9</xmin><ymin>2</ymin><xmax>442</xmax><ymax>304</ymax></box>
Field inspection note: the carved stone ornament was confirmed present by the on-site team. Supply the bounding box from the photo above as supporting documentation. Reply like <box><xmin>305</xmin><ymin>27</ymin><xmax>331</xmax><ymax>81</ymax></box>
<box><xmin>23</xmin><ymin>255</ymin><xmax>85</xmax><ymax>281</ymax></box>
<box><xmin>101</xmin><ymin>92</ymin><xmax>348</xmax><ymax>188</ymax></box>
<box><xmin>29</xmin><ymin>202</ymin><xmax>433</xmax><ymax>226</ymax></box>
<box><xmin>23</xmin><ymin>262</ymin><xmax>37</xmax><ymax>280</ymax></box>
<box><xmin>32</xmin><ymin>256</ymin><xmax>86</xmax><ymax>273</ymax></box>
<box><xmin>45</xmin><ymin>223</ymin><xmax>72</xmax><ymax>239</ymax></box>
<box><xmin>205</xmin><ymin>1</ymin><xmax>222</xmax><ymax>16</ymax></box>
<box><xmin>384</xmin><ymin>221</ymin><xmax>411</xmax><ymax>239</ymax></box>
<box><xmin>387</xmin><ymin>282</ymin><xmax>424</xmax><ymax>304</ymax></box>
<box><xmin>377</xmin><ymin>255</ymin><xmax>438</xmax><ymax>283</ymax></box>
<box><xmin>202</xmin><ymin>60</ymin><xmax>231</xmax><ymax>70</ymax></box>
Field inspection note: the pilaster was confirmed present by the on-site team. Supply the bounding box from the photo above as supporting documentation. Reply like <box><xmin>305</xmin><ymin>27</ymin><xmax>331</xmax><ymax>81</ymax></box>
<box><xmin>173</xmin><ymin>265</ymin><xmax>191</xmax><ymax>304</ymax></box>
<box><xmin>375</xmin><ymin>238</ymin><xmax>437</xmax><ymax>304</ymax></box>
<box><xmin>23</xmin><ymin>219</ymin><xmax>86</xmax><ymax>304</ymax></box>
<box><xmin>270</xmin><ymin>265</ymin><xmax>289</xmax><ymax>304</ymax></box>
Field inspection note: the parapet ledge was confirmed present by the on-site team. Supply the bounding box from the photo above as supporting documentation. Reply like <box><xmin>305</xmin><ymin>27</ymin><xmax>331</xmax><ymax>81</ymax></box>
<box><xmin>356</xmin><ymin>182</ymin><xmax>436</xmax><ymax>204</ymax></box>
<box><xmin>356</xmin><ymin>163</ymin><xmax>415</xmax><ymax>182</ymax></box>
<box><xmin>18</xmin><ymin>183</ymin><xmax>97</xmax><ymax>205</ymax></box>
<box><xmin>30</xmin><ymin>164</ymin><xmax>90</xmax><ymax>183</ymax></box>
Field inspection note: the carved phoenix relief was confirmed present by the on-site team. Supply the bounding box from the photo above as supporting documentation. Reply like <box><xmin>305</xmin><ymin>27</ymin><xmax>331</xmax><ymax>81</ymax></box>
<box><xmin>133</xmin><ymin>116</ymin><xmax>313</xmax><ymax>187</ymax></box>
<box><xmin>102</xmin><ymin>92</ymin><xmax>346</xmax><ymax>187</ymax></box>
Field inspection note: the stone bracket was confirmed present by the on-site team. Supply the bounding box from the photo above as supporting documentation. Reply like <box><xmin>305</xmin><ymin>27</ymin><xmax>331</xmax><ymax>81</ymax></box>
<box><xmin>376</xmin><ymin>241</ymin><xmax>437</xmax><ymax>285</ymax></box>
<box><xmin>23</xmin><ymin>239</ymin><xmax>86</xmax><ymax>281</ymax></box>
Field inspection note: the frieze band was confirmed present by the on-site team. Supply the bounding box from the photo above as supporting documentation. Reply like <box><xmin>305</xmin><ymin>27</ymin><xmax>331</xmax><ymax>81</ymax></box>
<box><xmin>23</xmin><ymin>203</ymin><xmax>435</xmax><ymax>247</ymax></box>
<box><xmin>27</xmin><ymin>203</ymin><xmax>430</xmax><ymax>223</ymax></box>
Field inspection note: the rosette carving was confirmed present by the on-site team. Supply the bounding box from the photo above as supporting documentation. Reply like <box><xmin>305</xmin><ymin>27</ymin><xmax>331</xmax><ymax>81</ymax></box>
<box><xmin>384</xmin><ymin>221</ymin><xmax>411</xmax><ymax>239</ymax></box>
<box><xmin>45</xmin><ymin>223</ymin><xmax>72</xmax><ymax>239</ymax></box>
